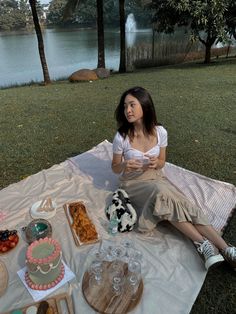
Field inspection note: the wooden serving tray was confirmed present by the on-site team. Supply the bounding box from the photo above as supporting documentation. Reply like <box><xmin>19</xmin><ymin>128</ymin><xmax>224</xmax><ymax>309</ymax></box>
<box><xmin>63</xmin><ymin>202</ymin><xmax>100</xmax><ymax>247</ymax></box>
<box><xmin>82</xmin><ymin>261</ymin><xmax>143</xmax><ymax>314</ymax></box>
<box><xmin>3</xmin><ymin>292</ymin><xmax>74</xmax><ymax>314</ymax></box>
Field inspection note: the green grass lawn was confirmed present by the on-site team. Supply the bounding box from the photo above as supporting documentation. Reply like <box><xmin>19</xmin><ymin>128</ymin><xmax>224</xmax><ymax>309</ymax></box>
<box><xmin>0</xmin><ymin>58</ymin><xmax>236</xmax><ymax>313</ymax></box>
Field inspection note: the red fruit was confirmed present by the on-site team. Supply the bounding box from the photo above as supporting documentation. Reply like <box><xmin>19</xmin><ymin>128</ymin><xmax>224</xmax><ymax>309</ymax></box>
<box><xmin>13</xmin><ymin>235</ymin><xmax>19</xmax><ymax>244</ymax></box>
<box><xmin>0</xmin><ymin>230</ymin><xmax>19</xmax><ymax>252</ymax></box>
<box><xmin>4</xmin><ymin>240</ymin><xmax>11</xmax><ymax>247</ymax></box>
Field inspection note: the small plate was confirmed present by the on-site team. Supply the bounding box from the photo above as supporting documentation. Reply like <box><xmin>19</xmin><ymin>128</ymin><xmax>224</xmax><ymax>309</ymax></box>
<box><xmin>30</xmin><ymin>200</ymin><xmax>57</xmax><ymax>219</ymax></box>
<box><xmin>0</xmin><ymin>260</ymin><xmax>8</xmax><ymax>296</ymax></box>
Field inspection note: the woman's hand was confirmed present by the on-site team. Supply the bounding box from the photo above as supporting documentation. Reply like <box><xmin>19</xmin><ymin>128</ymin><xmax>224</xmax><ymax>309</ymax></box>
<box><xmin>145</xmin><ymin>147</ymin><xmax>166</xmax><ymax>170</ymax></box>
<box><xmin>112</xmin><ymin>154</ymin><xmax>142</xmax><ymax>174</ymax></box>
<box><xmin>124</xmin><ymin>159</ymin><xmax>143</xmax><ymax>173</ymax></box>
<box><xmin>147</xmin><ymin>155</ymin><xmax>160</xmax><ymax>169</ymax></box>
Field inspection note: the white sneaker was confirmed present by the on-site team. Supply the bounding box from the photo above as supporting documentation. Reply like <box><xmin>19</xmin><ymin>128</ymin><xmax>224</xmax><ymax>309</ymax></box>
<box><xmin>194</xmin><ymin>238</ymin><xmax>224</xmax><ymax>270</ymax></box>
<box><xmin>221</xmin><ymin>245</ymin><xmax>236</xmax><ymax>270</ymax></box>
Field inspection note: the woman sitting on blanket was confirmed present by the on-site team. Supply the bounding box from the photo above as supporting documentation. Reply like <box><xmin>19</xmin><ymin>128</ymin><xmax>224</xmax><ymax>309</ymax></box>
<box><xmin>111</xmin><ymin>86</ymin><xmax>236</xmax><ymax>270</ymax></box>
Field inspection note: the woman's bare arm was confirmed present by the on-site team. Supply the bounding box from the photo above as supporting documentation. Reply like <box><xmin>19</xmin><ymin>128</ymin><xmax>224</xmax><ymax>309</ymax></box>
<box><xmin>111</xmin><ymin>153</ymin><xmax>143</xmax><ymax>174</ymax></box>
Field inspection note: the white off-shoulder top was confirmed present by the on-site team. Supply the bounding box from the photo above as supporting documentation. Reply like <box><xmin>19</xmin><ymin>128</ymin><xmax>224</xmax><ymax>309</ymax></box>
<box><xmin>112</xmin><ymin>126</ymin><xmax>168</xmax><ymax>161</ymax></box>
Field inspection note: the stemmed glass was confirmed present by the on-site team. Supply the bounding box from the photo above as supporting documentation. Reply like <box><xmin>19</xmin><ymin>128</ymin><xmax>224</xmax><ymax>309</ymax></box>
<box><xmin>127</xmin><ymin>272</ymin><xmax>140</xmax><ymax>300</ymax></box>
<box><xmin>110</xmin><ymin>260</ymin><xmax>124</xmax><ymax>273</ymax></box>
<box><xmin>93</xmin><ymin>249</ymin><xmax>106</xmax><ymax>262</ymax></box>
<box><xmin>121</xmin><ymin>238</ymin><xmax>134</xmax><ymax>262</ymax></box>
<box><xmin>131</xmin><ymin>250</ymin><xmax>143</xmax><ymax>262</ymax></box>
<box><xmin>128</xmin><ymin>259</ymin><xmax>141</xmax><ymax>276</ymax></box>
<box><xmin>127</xmin><ymin>259</ymin><xmax>141</xmax><ymax>299</ymax></box>
<box><xmin>106</xmin><ymin>244</ymin><xmax>115</xmax><ymax>261</ymax></box>
<box><xmin>109</xmin><ymin>261</ymin><xmax>125</xmax><ymax>296</ymax></box>
<box><xmin>89</xmin><ymin>260</ymin><xmax>104</xmax><ymax>287</ymax></box>
<box><xmin>111</xmin><ymin>245</ymin><xmax>125</xmax><ymax>260</ymax></box>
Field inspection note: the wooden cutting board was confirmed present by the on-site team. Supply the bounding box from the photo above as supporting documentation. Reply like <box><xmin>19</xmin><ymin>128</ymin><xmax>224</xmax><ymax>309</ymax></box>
<box><xmin>3</xmin><ymin>292</ymin><xmax>74</xmax><ymax>314</ymax></box>
<box><xmin>82</xmin><ymin>261</ymin><xmax>143</xmax><ymax>314</ymax></box>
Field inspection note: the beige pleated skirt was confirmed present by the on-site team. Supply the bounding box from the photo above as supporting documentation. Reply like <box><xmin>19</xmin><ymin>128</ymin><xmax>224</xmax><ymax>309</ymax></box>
<box><xmin>120</xmin><ymin>169</ymin><xmax>210</xmax><ymax>232</ymax></box>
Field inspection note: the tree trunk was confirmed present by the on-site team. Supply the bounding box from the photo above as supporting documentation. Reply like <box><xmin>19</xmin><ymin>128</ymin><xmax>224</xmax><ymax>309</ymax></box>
<box><xmin>204</xmin><ymin>43</ymin><xmax>212</xmax><ymax>64</ymax></box>
<box><xmin>199</xmin><ymin>34</ymin><xmax>216</xmax><ymax>64</ymax></box>
<box><xmin>152</xmin><ymin>26</ymin><xmax>155</xmax><ymax>60</ymax></box>
<box><xmin>119</xmin><ymin>0</ymin><xmax>126</xmax><ymax>73</ymax></box>
<box><xmin>96</xmin><ymin>0</ymin><xmax>105</xmax><ymax>68</ymax></box>
<box><xmin>29</xmin><ymin>0</ymin><xmax>51</xmax><ymax>85</ymax></box>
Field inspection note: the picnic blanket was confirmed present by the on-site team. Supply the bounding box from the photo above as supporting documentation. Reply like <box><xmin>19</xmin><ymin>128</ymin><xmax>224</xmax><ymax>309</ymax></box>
<box><xmin>0</xmin><ymin>140</ymin><xmax>235</xmax><ymax>314</ymax></box>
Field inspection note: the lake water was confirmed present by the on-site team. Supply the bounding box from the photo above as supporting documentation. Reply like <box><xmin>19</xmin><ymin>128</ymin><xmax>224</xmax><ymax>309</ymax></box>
<box><xmin>0</xmin><ymin>28</ymin><xmax>153</xmax><ymax>88</ymax></box>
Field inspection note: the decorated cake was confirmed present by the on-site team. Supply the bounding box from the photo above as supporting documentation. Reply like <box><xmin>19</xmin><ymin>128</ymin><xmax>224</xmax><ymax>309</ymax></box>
<box><xmin>25</xmin><ymin>237</ymin><xmax>64</xmax><ymax>290</ymax></box>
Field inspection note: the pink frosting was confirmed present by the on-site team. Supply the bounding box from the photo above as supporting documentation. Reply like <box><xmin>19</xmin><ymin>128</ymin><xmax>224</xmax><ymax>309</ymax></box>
<box><xmin>25</xmin><ymin>264</ymin><xmax>65</xmax><ymax>290</ymax></box>
<box><xmin>26</xmin><ymin>237</ymin><xmax>61</xmax><ymax>264</ymax></box>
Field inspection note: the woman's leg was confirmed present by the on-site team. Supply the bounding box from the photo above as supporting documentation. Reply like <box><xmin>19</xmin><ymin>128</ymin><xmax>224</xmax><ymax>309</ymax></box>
<box><xmin>194</xmin><ymin>224</ymin><xmax>227</xmax><ymax>250</ymax></box>
<box><xmin>170</xmin><ymin>221</ymin><xmax>228</xmax><ymax>250</ymax></box>
<box><xmin>169</xmin><ymin>221</ymin><xmax>225</xmax><ymax>270</ymax></box>
<box><xmin>169</xmin><ymin>221</ymin><xmax>204</xmax><ymax>242</ymax></box>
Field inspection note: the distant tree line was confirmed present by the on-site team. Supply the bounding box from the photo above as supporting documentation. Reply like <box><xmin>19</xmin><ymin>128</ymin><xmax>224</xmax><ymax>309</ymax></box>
<box><xmin>50</xmin><ymin>0</ymin><xmax>152</xmax><ymax>28</ymax></box>
<box><xmin>0</xmin><ymin>0</ymin><xmax>152</xmax><ymax>31</ymax></box>
<box><xmin>47</xmin><ymin>0</ymin><xmax>151</xmax><ymax>27</ymax></box>
<box><xmin>0</xmin><ymin>0</ymin><xmax>45</xmax><ymax>31</ymax></box>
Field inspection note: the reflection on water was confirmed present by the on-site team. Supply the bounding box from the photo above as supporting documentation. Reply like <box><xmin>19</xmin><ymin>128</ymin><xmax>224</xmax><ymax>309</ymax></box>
<box><xmin>0</xmin><ymin>28</ymin><xmax>152</xmax><ymax>87</ymax></box>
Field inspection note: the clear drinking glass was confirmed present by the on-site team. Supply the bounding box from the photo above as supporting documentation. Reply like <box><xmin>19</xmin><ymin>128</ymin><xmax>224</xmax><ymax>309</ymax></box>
<box><xmin>131</xmin><ymin>250</ymin><xmax>143</xmax><ymax>262</ymax></box>
<box><xmin>127</xmin><ymin>259</ymin><xmax>141</xmax><ymax>300</ymax></box>
<box><xmin>109</xmin><ymin>264</ymin><xmax>125</xmax><ymax>296</ymax></box>
<box><xmin>111</xmin><ymin>245</ymin><xmax>125</xmax><ymax>260</ymax></box>
<box><xmin>128</xmin><ymin>259</ymin><xmax>141</xmax><ymax>283</ymax></box>
<box><xmin>121</xmin><ymin>238</ymin><xmax>134</xmax><ymax>262</ymax></box>
<box><xmin>110</xmin><ymin>260</ymin><xmax>124</xmax><ymax>274</ymax></box>
<box><xmin>89</xmin><ymin>260</ymin><xmax>104</xmax><ymax>287</ymax></box>
<box><xmin>93</xmin><ymin>249</ymin><xmax>106</xmax><ymax>262</ymax></box>
<box><xmin>106</xmin><ymin>244</ymin><xmax>115</xmax><ymax>261</ymax></box>
<box><xmin>127</xmin><ymin>272</ymin><xmax>140</xmax><ymax>300</ymax></box>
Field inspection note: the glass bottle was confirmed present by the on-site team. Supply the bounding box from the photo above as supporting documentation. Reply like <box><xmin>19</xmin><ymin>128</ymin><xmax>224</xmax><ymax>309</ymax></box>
<box><xmin>108</xmin><ymin>211</ymin><xmax>119</xmax><ymax>236</ymax></box>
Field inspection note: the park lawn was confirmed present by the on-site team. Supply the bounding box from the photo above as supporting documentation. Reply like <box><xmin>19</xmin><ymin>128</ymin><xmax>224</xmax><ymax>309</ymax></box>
<box><xmin>0</xmin><ymin>58</ymin><xmax>236</xmax><ymax>313</ymax></box>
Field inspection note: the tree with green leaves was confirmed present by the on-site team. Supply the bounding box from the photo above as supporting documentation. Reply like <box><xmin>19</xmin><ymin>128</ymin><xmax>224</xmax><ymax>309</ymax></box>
<box><xmin>151</xmin><ymin>0</ymin><xmax>233</xmax><ymax>63</ymax></box>
<box><xmin>47</xmin><ymin>0</ymin><xmax>78</xmax><ymax>26</ymax></box>
<box><xmin>0</xmin><ymin>0</ymin><xmax>31</xmax><ymax>31</ymax></box>
<box><xmin>29</xmin><ymin>0</ymin><xmax>51</xmax><ymax>84</ymax></box>
<box><xmin>225</xmin><ymin>0</ymin><xmax>236</xmax><ymax>40</ymax></box>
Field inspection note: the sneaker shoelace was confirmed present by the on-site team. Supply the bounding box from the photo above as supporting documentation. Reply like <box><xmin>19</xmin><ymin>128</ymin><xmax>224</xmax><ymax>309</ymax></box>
<box><xmin>197</xmin><ymin>240</ymin><xmax>214</xmax><ymax>259</ymax></box>
<box><xmin>225</xmin><ymin>247</ymin><xmax>236</xmax><ymax>261</ymax></box>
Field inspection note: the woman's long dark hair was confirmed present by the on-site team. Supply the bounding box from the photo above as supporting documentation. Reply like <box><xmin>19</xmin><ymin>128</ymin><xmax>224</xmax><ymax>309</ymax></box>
<box><xmin>115</xmin><ymin>86</ymin><xmax>158</xmax><ymax>139</ymax></box>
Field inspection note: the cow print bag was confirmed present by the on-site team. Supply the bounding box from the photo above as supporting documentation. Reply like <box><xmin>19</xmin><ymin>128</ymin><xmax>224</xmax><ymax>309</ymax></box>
<box><xmin>105</xmin><ymin>188</ymin><xmax>137</xmax><ymax>232</ymax></box>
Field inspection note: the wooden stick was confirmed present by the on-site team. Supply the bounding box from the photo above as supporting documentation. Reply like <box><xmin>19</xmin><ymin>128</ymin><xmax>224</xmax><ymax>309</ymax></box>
<box><xmin>55</xmin><ymin>292</ymin><xmax>74</xmax><ymax>314</ymax></box>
